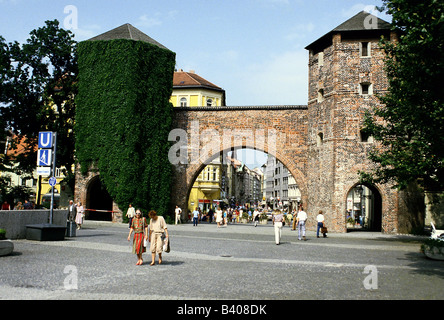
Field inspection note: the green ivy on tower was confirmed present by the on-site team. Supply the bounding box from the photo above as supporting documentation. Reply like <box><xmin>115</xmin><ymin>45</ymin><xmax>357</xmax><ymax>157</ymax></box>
<box><xmin>75</xmin><ymin>38</ymin><xmax>176</xmax><ymax>218</ymax></box>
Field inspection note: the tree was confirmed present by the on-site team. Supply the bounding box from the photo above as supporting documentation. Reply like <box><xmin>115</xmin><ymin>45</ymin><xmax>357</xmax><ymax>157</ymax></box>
<box><xmin>0</xmin><ymin>20</ymin><xmax>77</xmax><ymax>192</ymax></box>
<box><xmin>361</xmin><ymin>0</ymin><xmax>444</xmax><ymax>192</ymax></box>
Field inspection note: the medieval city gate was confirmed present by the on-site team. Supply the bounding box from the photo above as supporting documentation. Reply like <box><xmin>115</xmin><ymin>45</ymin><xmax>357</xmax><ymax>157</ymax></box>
<box><xmin>75</xmin><ymin>13</ymin><xmax>423</xmax><ymax>234</ymax></box>
<box><xmin>169</xmin><ymin>105</ymin><xmax>309</xmax><ymax>217</ymax></box>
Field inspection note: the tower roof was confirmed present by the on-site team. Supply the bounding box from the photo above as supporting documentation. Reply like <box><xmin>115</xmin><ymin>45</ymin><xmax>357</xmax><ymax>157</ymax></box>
<box><xmin>87</xmin><ymin>23</ymin><xmax>170</xmax><ymax>50</ymax></box>
<box><xmin>305</xmin><ymin>11</ymin><xmax>392</xmax><ymax>51</ymax></box>
<box><xmin>332</xmin><ymin>10</ymin><xmax>391</xmax><ymax>32</ymax></box>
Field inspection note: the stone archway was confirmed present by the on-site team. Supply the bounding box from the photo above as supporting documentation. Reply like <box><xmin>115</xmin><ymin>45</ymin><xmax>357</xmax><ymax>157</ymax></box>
<box><xmin>184</xmin><ymin>146</ymin><xmax>309</xmax><ymax>214</ymax></box>
<box><xmin>74</xmin><ymin>165</ymin><xmax>123</xmax><ymax>222</ymax></box>
<box><xmin>345</xmin><ymin>183</ymin><xmax>382</xmax><ymax>232</ymax></box>
<box><xmin>170</xmin><ymin>106</ymin><xmax>309</xmax><ymax>217</ymax></box>
<box><xmin>85</xmin><ymin>175</ymin><xmax>113</xmax><ymax>221</ymax></box>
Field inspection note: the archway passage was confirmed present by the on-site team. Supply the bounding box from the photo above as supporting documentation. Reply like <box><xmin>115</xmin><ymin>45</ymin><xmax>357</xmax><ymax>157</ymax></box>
<box><xmin>86</xmin><ymin>176</ymin><xmax>113</xmax><ymax>221</ymax></box>
<box><xmin>346</xmin><ymin>184</ymin><xmax>382</xmax><ymax>232</ymax></box>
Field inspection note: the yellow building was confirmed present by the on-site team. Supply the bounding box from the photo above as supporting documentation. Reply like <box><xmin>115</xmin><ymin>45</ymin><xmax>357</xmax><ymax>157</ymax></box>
<box><xmin>170</xmin><ymin>69</ymin><xmax>226</xmax><ymax>108</ymax></box>
<box><xmin>171</xmin><ymin>70</ymin><xmax>226</xmax><ymax>215</ymax></box>
<box><xmin>188</xmin><ymin>162</ymin><xmax>224</xmax><ymax>214</ymax></box>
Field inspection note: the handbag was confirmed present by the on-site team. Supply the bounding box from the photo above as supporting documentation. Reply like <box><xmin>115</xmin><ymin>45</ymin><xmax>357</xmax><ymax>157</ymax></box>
<box><xmin>162</xmin><ymin>234</ymin><xmax>170</xmax><ymax>253</ymax></box>
<box><xmin>321</xmin><ymin>226</ymin><xmax>328</xmax><ymax>234</ymax></box>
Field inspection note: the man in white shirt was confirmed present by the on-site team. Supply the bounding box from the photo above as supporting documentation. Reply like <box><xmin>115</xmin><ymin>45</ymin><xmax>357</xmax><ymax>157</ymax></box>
<box><xmin>126</xmin><ymin>204</ymin><xmax>135</xmax><ymax>228</ymax></box>
<box><xmin>175</xmin><ymin>205</ymin><xmax>182</xmax><ymax>225</ymax></box>
<box><xmin>316</xmin><ymin>210</ymin><xmax>326</xmax><ymax>238</ymax></box>
<box><xmin>296</xmin><ymin>207</ymin><xmax>308</xmax><ymax>241</ymax></box>
<box><xmin>192</xmin><ymin>208</ymin><xmax>199</xmax><ymax>226</ymax></box>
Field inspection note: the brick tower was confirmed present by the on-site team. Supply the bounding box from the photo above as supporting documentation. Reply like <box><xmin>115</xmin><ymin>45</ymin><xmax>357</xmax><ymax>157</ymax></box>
<box><xmin>304</xmin><ymin>11</ymin><xmax>403</xmax><ymax>233</ymax></box>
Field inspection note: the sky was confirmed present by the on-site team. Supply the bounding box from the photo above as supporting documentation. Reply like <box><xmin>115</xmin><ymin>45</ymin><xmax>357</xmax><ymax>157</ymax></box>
<box><xmin>0</xmin><ymin>0</ymin><xmax>391</xmax><ymax>168</ymax></box>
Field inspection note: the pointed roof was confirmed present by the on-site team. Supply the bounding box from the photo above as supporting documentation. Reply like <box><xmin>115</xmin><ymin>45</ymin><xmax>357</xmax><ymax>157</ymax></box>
<box><xmin>332</xmin><ymin>11</ymin><xmax>391</xmax><ymax>32</ymax></box>
<box><xmin>173</xmin><ymin>70</ymin><xmax>224</xmax><ymax>91</ymax></box>
<box><xmin>87</xmin><ymin>23</ymin><xmax>170</xmax><ymax>50</ymax></box>
<box><xmin>305</xmin><ymin>11</ymin><xmax>392</xmax><ymax>51</ymax></box>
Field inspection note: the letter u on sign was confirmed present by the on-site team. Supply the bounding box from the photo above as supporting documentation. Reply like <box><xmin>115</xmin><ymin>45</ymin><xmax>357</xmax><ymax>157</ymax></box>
<box><xmin>38</xmin><ymin>132</ymin><xmax>53</xmax><ymax>149</ymax></box>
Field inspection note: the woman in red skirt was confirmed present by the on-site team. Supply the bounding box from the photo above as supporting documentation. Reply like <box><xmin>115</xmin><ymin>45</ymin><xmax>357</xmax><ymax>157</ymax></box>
<box><xmin>127</xmin><ymin>209</ymin><xmax>148</xmax><ymax>265</ymax></box>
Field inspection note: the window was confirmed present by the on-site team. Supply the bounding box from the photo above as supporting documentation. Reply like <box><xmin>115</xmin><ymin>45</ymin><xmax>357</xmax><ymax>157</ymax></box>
<box><xmin>317</xmin><ymin>132</ymin><xmax>324</xmax><ymax>147</ymax></box>
<box><xmin>361</xmin><ymin>42</ymin><xmax>370</xmax><ymax>57</ymax></box>
<box><xmin>360</xmin><ymin>83</ymin><xmax>372</xmax><ymax>95</ymax></box>
<box><xmin>317</xmin><ymin>88</ymin><xmax>324</xmax><ymax>103</ymax></box>
<box><xmin>360</xmin><ymin>130</ymin><xmax>374</xmax><ymax>143</ymax></box>
<box><xmin>318</xmin><ymin>52</ymin><xmax>324</xmax><ymax>67</ymax></box>
<box><xmin>180</xmin><ymin>97</ymin><xmax>187</xmax><ymax>107</ymax></box>
<box><xmin>206</xmin><ymin>98</ymin><xmax>213</xmax><ymax>107</ymax></box>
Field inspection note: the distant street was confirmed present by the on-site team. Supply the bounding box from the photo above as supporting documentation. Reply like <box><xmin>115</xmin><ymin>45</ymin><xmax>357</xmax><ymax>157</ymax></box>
<box><xmin>1</xmin><ymin>220</ymin><xmax>443</xmax><ymax>304</ymax></box>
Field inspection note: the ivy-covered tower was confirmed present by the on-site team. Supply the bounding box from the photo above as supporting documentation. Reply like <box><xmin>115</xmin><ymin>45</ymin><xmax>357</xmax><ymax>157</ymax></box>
<box><xmin>75</xmin><ymin>24</ymin><xmax>176</xmax><ymax>221</ymax></box>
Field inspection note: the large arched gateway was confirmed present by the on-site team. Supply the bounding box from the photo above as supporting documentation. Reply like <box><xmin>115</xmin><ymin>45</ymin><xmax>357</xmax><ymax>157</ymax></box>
<box><xmin>75</xmin><ymin>13</ymin><xmax>424</xmax><ymax>233</ymax></box>
<box><xmin>169</xmin><ymin>106</ymin><xmax>310</xmax><ymax>220</ymax></box>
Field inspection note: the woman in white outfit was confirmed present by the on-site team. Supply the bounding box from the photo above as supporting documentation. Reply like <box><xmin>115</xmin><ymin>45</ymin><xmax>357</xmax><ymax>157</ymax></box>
<box><xmin>215</xmin><ymin>206</ymin><xmax>223</xmax><ymax>228</ymax></box>
<box><xmin>272</xmin><ymin>209</ymin><xmax>284</xmax><ymax>245</ymax></box>
<box><xmin>75</xmin><ymin>201</ymin><xmax>84</xmax><ymax>230</ymax></box>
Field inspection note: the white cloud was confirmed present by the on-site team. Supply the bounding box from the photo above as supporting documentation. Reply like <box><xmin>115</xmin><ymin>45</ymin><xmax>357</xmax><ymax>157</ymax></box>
<box><xmin>137</xmin><ymin>14</ymin><xmax>162</xmax><ymax>28</ymax></box>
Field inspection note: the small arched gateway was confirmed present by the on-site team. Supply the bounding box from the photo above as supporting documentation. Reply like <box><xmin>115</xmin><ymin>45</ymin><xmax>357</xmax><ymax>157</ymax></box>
<box><xmin>345</xmin><ymin>183</ymin><xmax>382</xmax><ymax>232</ymax></box>
<box><xmin>74</xmin><ymin>169</ymin><xmax>121</xmax><ymax>222</ymax></box>
<box><xmin>85</xmin><ymin>175</ymin><xmax>113</xmax><ymax>221</ymax></box>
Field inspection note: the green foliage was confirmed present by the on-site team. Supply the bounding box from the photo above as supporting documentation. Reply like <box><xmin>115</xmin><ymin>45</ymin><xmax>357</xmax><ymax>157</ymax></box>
<box><xmin>0</xmin><ymin>229</ymin><xmax>5</xmax><ymax>240</ymax></box>
<box><xmin>75</xmin><ymin>39</ymin><xmax>176</xmax><ymax>217</ymax></box>
<box><xmin>361</xmin><ymin>0</ymin><xmax>444</xmax><ymax>192</ymax></box>
<box><xmin>0</xmin><ymin>20</ymin><xmax>77</xmax><ymax>186</ymax></box>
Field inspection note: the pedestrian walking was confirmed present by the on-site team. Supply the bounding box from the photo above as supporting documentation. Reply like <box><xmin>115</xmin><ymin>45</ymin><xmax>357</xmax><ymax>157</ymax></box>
<box><xmin>175</xmin><ymin>205</ymin><xmax>182</xmax><ymax>224</ymax></box>
<box><xmin>192</xmin><ymin>207</ymin><xmax>199</xmax><ymax>226</ymax></box>
<box><xmin>273</xmin><ymin>209</ymin><xmax>284</xmax><ymax>245</ymax></box>
<box><xmin>253</xmin><ymin>208</ymin><xmax>260</xmax><ymax>227</ymax></box>
<box><xmin>148</xmin><ymin>210</ymin><xmax>169</xmax><ymax>266</ymax></box>
<box><xmin>215</xmin><ymin>206</ymin><xmax>223</xmax><ymax>228</ymax></box>
<box><xmin>291</xmin><ymin>209</ymin><xmax>297</xmax><ymax>230</ymax></box>
<box><xmin>68</xmin><ymin>200</ymin><xmax>76</xmax><ymax>222</ymax></box>
<box><xmin>127</xmin><ymin>209</ymin><xmax>148</xmax><ymax>266</ymax></box>
<box><xmin>126</xmin><ymin>203</ymin><xmax>135</xmax><ymax>228</ymax></box>
<box><xmin>75</xmin><ymin>201</ymin><xmax>84</xmax><ymax>230</ymax></box>
<box><xmin>316</xmin><ymin>210</ymin><xmax>327</xmax><ymax>238</ymax></box>
<box><xmin>296</xmin><ymin>206</ymin><xmax>307</xmax><ymax>241</ymax></box>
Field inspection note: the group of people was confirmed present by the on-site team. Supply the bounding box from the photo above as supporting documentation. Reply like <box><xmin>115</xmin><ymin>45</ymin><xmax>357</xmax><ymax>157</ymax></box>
<box><xmin>68</xmin><ymin>200</ymin><xmax>85</xmax><ymax>230</ymax></box>
<box><xmin>126</xmin><ymin>207</ymin><xmax>169</xmax><ymax>266</ymax></box>
<box><xmin>1</xmin><ymin>200</ymin><xmax>35</xmax><ymax>210</ymax></box>
<box><xmin>188</xmin><ymin>206</ymin><xmax>263</xmax><ymax>227</ymax></box>
<box><xmin>273</xmin><ymin>207</ymin><xmax>328</xmax><ymax>245</ymax></box>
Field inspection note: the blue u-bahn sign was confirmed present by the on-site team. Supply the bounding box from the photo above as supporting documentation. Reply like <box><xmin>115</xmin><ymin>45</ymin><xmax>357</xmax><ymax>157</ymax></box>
<box><xmin>38</xmin><ymin>131</ymin><xmax>53</xmax><ymax>149</ymax></box>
